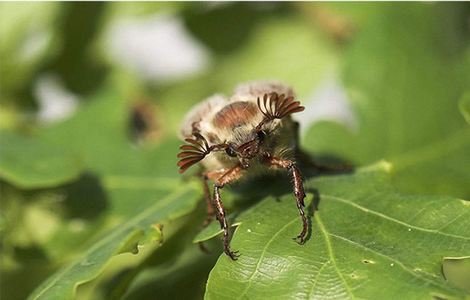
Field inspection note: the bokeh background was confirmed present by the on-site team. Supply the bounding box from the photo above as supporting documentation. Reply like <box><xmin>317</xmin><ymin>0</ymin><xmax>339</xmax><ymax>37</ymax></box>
<box><xmin>1</xmin><ymin>2</ymin><xmax>470</xmax><ymax>300</ymax></box>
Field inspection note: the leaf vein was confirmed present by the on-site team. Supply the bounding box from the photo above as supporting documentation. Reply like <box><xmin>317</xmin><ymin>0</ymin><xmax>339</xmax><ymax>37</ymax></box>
<box><xmin>325</xmin><ymin>195</ymin><xmax>470</xmax><ymax>240</ymax></box>
<box><xmin>316</xmin><ymin>214</ymin><xmax>355</xmax><ymax>299</ymax></box>
<box><xmin>435</xmin><ymin>212</ymin><xmax>469</xmax><ymax>231</ymax></box>
<box><xmin>236</xmin><ymin>217</ymin><xmax>299</xmax><ymax>299</ymax></box>
<box><xmin>405</xmin><ymin>200</ymin><xmax>437</xmax><ymax>223</ymax></box>
<box><xmin>307</xmin><ymin>260</ymin><xmax>330</xmax><ymax>299</ymax></box>
<box><xmin>30</xmin><ymin>186</ymin><xmax>193</xmax><ymax>300</ymax></box>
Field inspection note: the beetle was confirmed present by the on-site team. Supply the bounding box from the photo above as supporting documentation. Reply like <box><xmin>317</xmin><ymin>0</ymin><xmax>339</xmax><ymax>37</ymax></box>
<box><xmin>177</xmin><ymin>81</ymin><xmax>306</xmax><ymax>260</ymax></box>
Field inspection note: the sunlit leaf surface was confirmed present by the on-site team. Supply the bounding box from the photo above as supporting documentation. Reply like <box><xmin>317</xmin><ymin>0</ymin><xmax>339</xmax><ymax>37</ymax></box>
<box><xmin>0</xmin><ymin>131</ymin><xmax>82</xmax><ymax>188</ymax></box>
<box><xmin>205</xmin><ymin>163</ymin><xmax>470</xmax><ymax>299</ymax></box>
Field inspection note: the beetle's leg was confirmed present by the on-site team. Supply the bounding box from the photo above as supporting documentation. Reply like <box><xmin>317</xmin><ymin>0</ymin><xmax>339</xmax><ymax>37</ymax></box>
<box><xmin>267</xmin><ymin>157</ymin><xmax>307</xmax><ymax>243</ymax></box>
<box><xmin>201</xmin><ymin>169</ymin><xmax>228</xmax><ymax>226</ymax></box>
<box><xmin>212</xmin><ymin>165</ymin><xmax>244</xmax><ymax>260</ymax></box>
<box><xmin>201</xmin><ymin>174</ymin><xmax>215</xmax><ymax>227</ymax></box>
<box><xmin>196</xmin><ymin>169</ymin><xmax>229</xmax><ymax>253</ymax></box>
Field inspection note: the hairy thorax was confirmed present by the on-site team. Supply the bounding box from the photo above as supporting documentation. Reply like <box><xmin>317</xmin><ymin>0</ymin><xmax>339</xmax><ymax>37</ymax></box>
<box><xmin>179</xmin><ymin>81</ymin><xmax>300</xmax><ymax>174</ymax></box>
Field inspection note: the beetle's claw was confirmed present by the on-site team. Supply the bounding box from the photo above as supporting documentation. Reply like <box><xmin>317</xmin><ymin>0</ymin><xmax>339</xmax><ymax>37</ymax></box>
<box><xmin>293</xmin><ymin>234</ymin><xmax>306</xmax><ymax>245</ymax></box>
<box><xmin>225</xmin><ymin>249</ymin><xmax>240</xmax><ymax>260</ymax></box>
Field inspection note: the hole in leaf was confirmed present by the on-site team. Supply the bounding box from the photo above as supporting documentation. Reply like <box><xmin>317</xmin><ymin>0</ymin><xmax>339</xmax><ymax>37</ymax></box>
<box><xmin>362</xmin><ymin>259</ymin><xmax>375</xmax><ymax>264</ymax></box>
<box><xmin>442</xmin><ymin>256</ymin><xmax>470</xmax><ymax>293</ymax></box>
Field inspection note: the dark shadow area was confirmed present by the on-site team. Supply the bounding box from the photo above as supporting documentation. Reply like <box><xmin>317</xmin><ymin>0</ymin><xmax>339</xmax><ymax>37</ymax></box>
<box><xmin>433</xmin><ymin>3</ymin><xmax>470</xmax><ymax>58</ymax></box>
<box><xmin>0</xmin><ymin>173</ymin><xmax>108</xmax><ymax>222</ymax></box>
<box><xmin>62</xmin><ymin>173</ymin><xmax>108</xmax><ymax>220</ymax></box>
<box><xmin>0</xmin><ymin>246</ymin><xmax>56</xmax><ymax>300</ymax></box>
<box><xmin>227</xmin><ymin>150</ymin><xmax>354</xmax><ymax>210</ymax></box>
<box><xmin>45</xmin><ymin>2</ymin><xmax>108</xmax><ymax>96</ymax></box>
<box><xmin>121</xmin><ymin>253</ymin><xmax>217</xmax><ymax>300</ymax></box>
<box><xmin>296</xmin><ymin>149</ymin><xmax>355</xmax><ymax>178</ymax></box>
<box><xmin>10</xmin><ymin>245</ymin><xmax>49</xmax><ymax>262</ymax></box>
<box><xmin>4</xmin><ymin>83</ymin><xmax>39</xmax><ymax>112</ymax></box>
<box><xmin>119</xmin><ymin>244</ymin><xmax>218</xmax><ymax>300</ymax></box>
<box><xmin>182</xmin><ymin>2</ymin><xmax>292</xmax><ymax>54</ymax></box>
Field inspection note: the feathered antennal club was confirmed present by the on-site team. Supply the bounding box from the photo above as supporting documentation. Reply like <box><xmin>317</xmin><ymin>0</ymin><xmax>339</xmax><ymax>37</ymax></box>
<box><xmin>177</xmin><ymin>133</ymin><xmax>212</xmax><ymax>173</ymax></box>
<box><xmin>177</xmin><ymin>133</ymin><xmax>228</xmax><ymax>173</ymax></box>
<box><xmin>257</xmin><ymin>92</ymin><xmax>305</xmax><ymax>122</ymax></box>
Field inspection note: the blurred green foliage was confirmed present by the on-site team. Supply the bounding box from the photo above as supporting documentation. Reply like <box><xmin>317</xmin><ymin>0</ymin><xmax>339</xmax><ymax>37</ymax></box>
<box><xmin>1</xmin><ymin>2</ymin><xmax>469</xmax><ymax>300</ymax></box>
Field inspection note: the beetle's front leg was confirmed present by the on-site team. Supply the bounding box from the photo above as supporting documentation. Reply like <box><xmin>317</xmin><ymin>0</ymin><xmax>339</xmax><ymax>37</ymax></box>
<box><xmin>212</xmin><ymin>165</ymin><xmax>244</xmax><ymax>260</ymax></box>
<box><xmin>267</xmin><ymin>157</ymin><xmax>307</xmax><ymax>243</ymax></box>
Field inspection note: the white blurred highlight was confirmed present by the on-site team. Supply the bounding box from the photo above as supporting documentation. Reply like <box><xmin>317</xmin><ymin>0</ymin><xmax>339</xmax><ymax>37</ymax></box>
<box><xmin>35</xmin><ymin>74</ymin><xmax>78</xmax><ymax>123</ymax></box>
<box><xmin>107</xmin><ymin>14</ymin><xmax>211</xmax><ymax>82</ymax></box>
<box><xmin>297</xmin><ymin>78</ymin><xmax>358</xmax><ymax>135</ymax></box>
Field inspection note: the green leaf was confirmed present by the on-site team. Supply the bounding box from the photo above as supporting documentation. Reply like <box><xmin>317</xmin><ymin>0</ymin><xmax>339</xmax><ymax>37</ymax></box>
<box><xmin>28</xmin><ymin>183</ymin><xmax>199</xmax><ymax>300</ymax></box>
<box><xmin>193</xmin><ymin>219</ymin><xmax>239</xmax><ymax>244</ymax></box>
<box><xmin>119</xmin><ymin>212</ymin><xmax>221</xmax><ymax>300</ymax></box>
<box><xmin>205</xmin><ymin>162</ymin><xmax>470</xmax><ymax>299</ymax></box>
<box><xmin>303</xmin><ymin>4</ymin><xmax>470</xmax><ymax>198</ymax></box>
<box><xmin>0</xmin><ymin>131</ymin><xmax>82</xmax><ymax>188</ymax></box>
<box><xmin>37</xmin><ymin>86</ymin><xmax>179</xmax><ymax>179</ymax></box>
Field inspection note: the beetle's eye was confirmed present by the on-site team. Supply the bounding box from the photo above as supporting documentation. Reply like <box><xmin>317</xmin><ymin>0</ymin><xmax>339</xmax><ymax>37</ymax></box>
<box><xmin>257</xmin><ymin>130</ymin><xmax>266</xmax><ymax>142</ymax></box>
<box><xmin>225</xmin><ymin>147</ymin><xmax>237</xmax><ymax>157</ymax></box>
